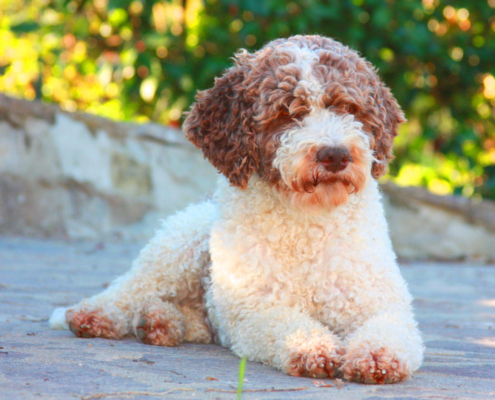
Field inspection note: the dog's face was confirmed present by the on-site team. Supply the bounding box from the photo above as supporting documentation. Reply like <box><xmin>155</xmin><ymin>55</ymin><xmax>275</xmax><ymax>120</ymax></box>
<box><xmin>184</xmin><ymin>35</ymin><xmax>405</xmax><ymax>209</ymax></box>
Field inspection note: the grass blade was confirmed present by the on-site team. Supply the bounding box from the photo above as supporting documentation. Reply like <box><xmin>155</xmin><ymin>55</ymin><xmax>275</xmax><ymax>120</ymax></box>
<box><xmin>236</xmin><ymin>357</ymin><xmax>247</xmax><ymax>400</ymax></box>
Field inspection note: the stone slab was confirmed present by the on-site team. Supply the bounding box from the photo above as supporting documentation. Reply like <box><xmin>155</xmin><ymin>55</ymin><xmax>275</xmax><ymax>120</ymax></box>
<box><xmin>0</xmin><ymin>236</ymin><xmax>495</xmax><ymax>399</ymax></box>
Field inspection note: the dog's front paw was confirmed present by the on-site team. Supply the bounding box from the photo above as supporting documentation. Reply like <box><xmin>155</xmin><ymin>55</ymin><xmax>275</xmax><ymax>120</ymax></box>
<box><xmin>134</xmin><ymin>300</ymin><xmax>185</xmax><ymax>346</ymax></box>
<box><xmin>342</xmin><ymin>345</ymin><xmax>410</xmax><ymax>384</ymax></box>
<box><xmin>66</xmin><ymin>309</ymin><xmax>123</xmax><ymax>340</ymax></box>
<box><xmin>286</xmin><ymin>335</ymin><xmax>345</xmax><ymax>378</ymax></box>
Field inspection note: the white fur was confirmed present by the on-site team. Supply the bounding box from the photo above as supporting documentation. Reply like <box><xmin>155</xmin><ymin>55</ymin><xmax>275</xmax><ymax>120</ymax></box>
<box><xmin>49</xmin><ymin>307</ymin><xmax>69</xmax><ymax>330</ymax></box>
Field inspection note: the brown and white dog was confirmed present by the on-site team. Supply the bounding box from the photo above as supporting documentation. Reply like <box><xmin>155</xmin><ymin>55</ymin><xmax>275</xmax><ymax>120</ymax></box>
<box><xmin>50</xmin><ymin>35</ymin><xmax>423</xmax><ymax>384</ymax></box>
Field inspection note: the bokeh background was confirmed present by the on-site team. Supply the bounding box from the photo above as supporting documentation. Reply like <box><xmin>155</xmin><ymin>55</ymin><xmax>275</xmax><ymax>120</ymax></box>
<box><xmin>1</xmin><ymin>0</ymin><xmax>495</xmax><ymax>199</ymax></box>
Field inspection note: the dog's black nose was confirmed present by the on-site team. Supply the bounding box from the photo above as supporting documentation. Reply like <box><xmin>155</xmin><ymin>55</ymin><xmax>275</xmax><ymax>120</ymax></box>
<box><xmin>316</xmin><ymin>147</ymin><xmax>353</xmax><ymax>172</ymax></box>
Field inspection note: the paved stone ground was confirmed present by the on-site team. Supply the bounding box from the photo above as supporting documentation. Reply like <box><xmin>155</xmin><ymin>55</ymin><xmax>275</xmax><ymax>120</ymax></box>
<box><xmin>1</xmin><ymin>236</ymin><xmax>495</xmax><ymax>400</ymax></box>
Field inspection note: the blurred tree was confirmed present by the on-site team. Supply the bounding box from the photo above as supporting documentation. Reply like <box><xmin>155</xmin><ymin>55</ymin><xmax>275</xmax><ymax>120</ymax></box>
<box><xmin>0</xmin><ymin>0</ymin><xmax>494</xmax><ymax>199</ymax></box>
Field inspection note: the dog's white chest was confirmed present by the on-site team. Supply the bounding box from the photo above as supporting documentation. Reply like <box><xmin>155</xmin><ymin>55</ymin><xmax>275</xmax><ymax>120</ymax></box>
<box><xmin>209</xmin><ymin>177</ymin><xmax>405</xmax><ymax>335</ymax></box>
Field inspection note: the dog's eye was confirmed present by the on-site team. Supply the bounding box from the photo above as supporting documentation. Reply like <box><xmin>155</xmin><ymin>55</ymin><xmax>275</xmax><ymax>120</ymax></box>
<box><xmin>280</xmin><ymin>109</ymin><xmax>304</xmax><ymax>120</ymax></box>
<box><xmin>343</xmin><ymin>104</ymin><xmax>358</xmax><ymax>114</ymax></box>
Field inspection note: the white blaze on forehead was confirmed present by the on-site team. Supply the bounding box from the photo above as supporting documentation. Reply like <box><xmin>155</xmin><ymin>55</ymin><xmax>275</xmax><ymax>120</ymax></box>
<box><xmin>296</xmin><ymin>46</ymin><xmax>319</xmax><ymax>64</ymax></box>
<box><xmin>281</xmin><ymin>43</ymin><xmax>325</xmax><ymax>102</ymax></box>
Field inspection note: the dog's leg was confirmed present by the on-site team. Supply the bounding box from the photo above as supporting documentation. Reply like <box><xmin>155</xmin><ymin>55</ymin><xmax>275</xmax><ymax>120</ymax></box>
<box><xmin>215</xmin><ymin>305</ymin><xmax>345</xmax><ymax>378</ymax></box>
<box><xmin>60</xmin><ymin>201</ymin><xmax>217</xmax><ymax>343</ymax></box>
<box><xmin>178</xmin><ymin>304</ymin><xmax>212</xmax><ymax>343</ymax></box>
<box><xmin>341</xmin><ymin>307</ymin><xmax>423</xmax><ymax>384</ymax></box>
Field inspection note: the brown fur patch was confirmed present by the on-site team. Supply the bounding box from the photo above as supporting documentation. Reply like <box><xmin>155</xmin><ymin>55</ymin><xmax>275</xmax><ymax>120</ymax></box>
<box><xmin>183</xmin><ymin>60</ymin><xmax>260</xmax><ymax>189</ymax></box>
<box><xmin>286</xmin><ymin>342</ymin><xmax>345</xmax><ymax>379</ymax></box>
<box><xmin>66</xmin><ymin>309</ymin><xmax>122</xmax><ymax>340</ymax></box>
<box><xmin>342</xmin><ymin>346</ymin><xmax>410</xmax><ymax>384</ymax></box>
<box><xmin>135</xmin><ymin>309</ymin><xmax>185</xmax><ymax>347</ymax></box>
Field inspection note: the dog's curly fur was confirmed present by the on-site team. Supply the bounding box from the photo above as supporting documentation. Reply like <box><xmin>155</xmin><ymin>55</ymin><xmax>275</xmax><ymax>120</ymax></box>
<box><xmin>50</xmin><ymin>35</ymin><xmax>423</xmax><ymax>384</ymax></box>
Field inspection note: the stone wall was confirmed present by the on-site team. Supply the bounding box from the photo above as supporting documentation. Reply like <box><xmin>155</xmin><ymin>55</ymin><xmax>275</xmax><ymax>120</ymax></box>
<box><xmin>1</xmin><ymin>94</ymin><xmax>494</xmax><ymax>261</ymax></box>
<box><xmin>382</xmin><ymin>183</ymin><xmax>495</xmax><ymax>262</ymax></box>
<box><xmin>0</xmin><ymin>94</ymin><xmax>217</xmax><ymax>239</ymax></box>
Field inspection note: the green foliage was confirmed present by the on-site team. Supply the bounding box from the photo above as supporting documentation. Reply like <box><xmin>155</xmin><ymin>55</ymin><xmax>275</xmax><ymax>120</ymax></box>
<box><xmin>1</xmin><ymin>0</ymin><xmax>494</xmax><ymax>199</ymax></box>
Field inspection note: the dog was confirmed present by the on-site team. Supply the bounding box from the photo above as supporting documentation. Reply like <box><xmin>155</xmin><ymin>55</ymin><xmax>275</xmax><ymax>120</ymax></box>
<box><xmin>50</xmin><ymin>35</ymin><xmax>423</xmax><ymax>384</ymax></box>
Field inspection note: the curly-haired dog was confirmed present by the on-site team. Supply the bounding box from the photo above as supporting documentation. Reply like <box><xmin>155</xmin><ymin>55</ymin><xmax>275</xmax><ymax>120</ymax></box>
<box><xmin>50</xmin><ymin>35</ymin><xmax>423</xmax><ymax>384</ymax></box>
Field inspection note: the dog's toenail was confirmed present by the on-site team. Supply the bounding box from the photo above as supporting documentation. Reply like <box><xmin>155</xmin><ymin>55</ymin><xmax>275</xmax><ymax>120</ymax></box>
<box><xmin>136</xmin><ymin>328</ymin><xmax>147</xmax><ymax>341</ymax></box>
<box><xmin>382</xmin><ymin>369</ymin><xmax>386</xmax><ymax>375</ymax></box>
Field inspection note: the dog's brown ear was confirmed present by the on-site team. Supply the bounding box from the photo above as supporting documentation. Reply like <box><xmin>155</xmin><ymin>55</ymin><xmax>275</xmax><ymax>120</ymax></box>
<box><xmin>183</xmin><ymin>62</ymin><xmax>260</xmax><ymax>189</ymax></box>
<box><xmin>366</xmin><ymin>82</ymin><xmax>406</xmax><ymax>179</ymax></box>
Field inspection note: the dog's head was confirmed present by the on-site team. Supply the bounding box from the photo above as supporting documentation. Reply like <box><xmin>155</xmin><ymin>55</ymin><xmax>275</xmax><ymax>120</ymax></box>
<box><xmin>184</xmin><ymin>35</ymin><xmax>405</xmax><ymax>209</ymax></box>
